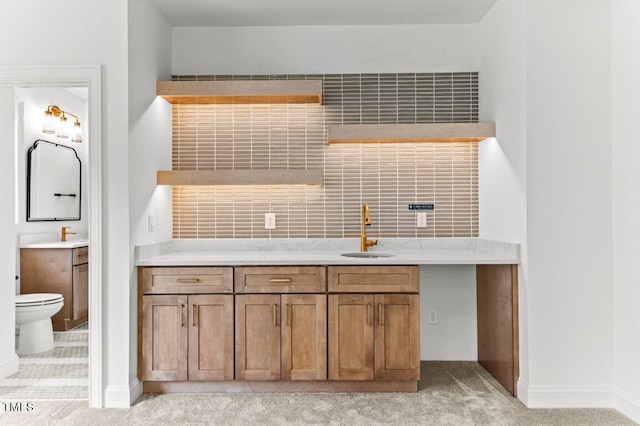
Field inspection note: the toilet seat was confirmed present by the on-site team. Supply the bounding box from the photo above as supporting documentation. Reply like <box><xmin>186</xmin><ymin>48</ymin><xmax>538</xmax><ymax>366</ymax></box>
<box><xmin>16</xmin><ymin>293</ymin><xmax>64</xmax><ymax>307</ymax></box>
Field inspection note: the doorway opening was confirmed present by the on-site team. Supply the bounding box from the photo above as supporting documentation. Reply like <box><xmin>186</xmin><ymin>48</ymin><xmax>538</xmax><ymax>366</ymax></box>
<box><xmin>0</xmin><ymin>65</ymin><xmax>103</xmax><ymax>407</ymax></box>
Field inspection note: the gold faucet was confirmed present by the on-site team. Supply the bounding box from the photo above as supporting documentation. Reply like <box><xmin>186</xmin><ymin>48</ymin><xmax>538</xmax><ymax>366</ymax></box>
<box><xmin>360</xmin><ymin>203</ymin><xmax>378</xmax><ymax>252</ymax></box>
<box><xmin>61</xmin><ymin>226</ymin><xmax>76</xmax><ymax>242</ymax></box>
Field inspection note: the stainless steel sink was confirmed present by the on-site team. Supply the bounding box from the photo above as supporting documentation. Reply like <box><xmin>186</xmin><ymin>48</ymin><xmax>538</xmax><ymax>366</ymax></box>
<box><xmin>340</xmin><ymin>252</ymin><xmax>395</xmax><ymax>259</ymax></box>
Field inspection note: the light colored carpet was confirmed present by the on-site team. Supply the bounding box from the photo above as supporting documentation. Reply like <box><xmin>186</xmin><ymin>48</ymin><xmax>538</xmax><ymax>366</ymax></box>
<box><xmin>0</xmin><ymin>362</ymin><xmax>635</xmax><ymax>425</ymax></box>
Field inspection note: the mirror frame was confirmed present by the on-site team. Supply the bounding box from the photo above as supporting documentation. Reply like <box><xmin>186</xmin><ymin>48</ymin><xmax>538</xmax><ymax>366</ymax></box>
<box><xmin>26</xmin><ymin>139</ymin><xmax>82</xmax><ymax>221</ymax></box>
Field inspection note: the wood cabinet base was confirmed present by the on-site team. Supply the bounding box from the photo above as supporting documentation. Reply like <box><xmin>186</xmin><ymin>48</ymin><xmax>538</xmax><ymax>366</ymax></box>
<box><xmin>143</xmin><ymin>380</ymin><xmax>417</xmax><ymax>394</ymax></box>
<box><xmin>476</xmin><ymin>264</ymin><xmax>519</xmax><ymax>397</ymax></box>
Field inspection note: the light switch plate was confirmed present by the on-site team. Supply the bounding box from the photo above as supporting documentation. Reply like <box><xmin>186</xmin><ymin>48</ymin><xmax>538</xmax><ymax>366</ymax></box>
<box><xmin>265</xmin><ymin>213</ymin><xmax>276</xmax><ymax>230</ymax></box>
<box><xmin>148</xmin><ymin>214</ymin><xmax>156</xmax><ymax>232</ymax></box>
<box><xmin>416</xmin><ymin>212</ymin><xmax>427</xmax><ymax>228</ymax></box>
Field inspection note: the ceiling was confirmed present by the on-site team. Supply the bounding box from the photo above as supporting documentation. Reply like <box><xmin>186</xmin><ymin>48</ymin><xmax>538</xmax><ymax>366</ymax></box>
<box><xmin>151</xmin><ymin>0</ymin><xmax>498</xmax><ymax>27</ymax></box>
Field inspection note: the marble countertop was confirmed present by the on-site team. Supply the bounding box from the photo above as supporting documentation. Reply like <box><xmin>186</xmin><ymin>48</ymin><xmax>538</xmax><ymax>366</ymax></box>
<box><xmin>135</xmin><ymin>238</ymin><xmax>520</xmax><ymax>266</ymax></box>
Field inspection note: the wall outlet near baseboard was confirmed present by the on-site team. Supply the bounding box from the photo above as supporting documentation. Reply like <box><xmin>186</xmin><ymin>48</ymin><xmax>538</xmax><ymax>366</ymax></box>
<box><xmin>427</xmin><ymin>308</ymin><xmax>439</xmax><ymax>324</ymax></box>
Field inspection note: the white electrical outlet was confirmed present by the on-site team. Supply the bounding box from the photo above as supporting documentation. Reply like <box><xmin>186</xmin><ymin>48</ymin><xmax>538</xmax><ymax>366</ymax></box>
<box><xmin>148</xmin><ymin>214</ymin><xmax>156</xmax><ymax>232</ymax></box>
<box><xmin>417</xmin><ymin>212</ymin><xmax>427</xmax><ymax>228</ymax></box>
<box><xmin>427</xmin><ymin>308</ymin><xmax>439</xmax><ymax>324</ymax></box>
<box><xmin>265</xmin><ymin>213</ymin><xmax>276</xmax><ymax>230</ymax></box>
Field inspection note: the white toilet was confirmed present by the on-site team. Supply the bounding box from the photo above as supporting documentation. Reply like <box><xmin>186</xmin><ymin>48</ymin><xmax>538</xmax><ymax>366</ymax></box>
<box><xmin>15</xmin><ymin>293</ymin><xmax>64</xmax><ymax>354</ymax></box>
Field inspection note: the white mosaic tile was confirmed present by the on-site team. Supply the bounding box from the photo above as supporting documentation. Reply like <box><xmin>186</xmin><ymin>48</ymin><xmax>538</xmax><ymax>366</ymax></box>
<box><xmin>0</xmin><ymin>329</ymin><xmax>89</xmax><ymax>400</ymax></box>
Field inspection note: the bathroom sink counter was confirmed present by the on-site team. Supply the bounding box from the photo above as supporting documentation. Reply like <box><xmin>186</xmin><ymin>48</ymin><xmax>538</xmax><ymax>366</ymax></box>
<box><xmin>135</xmin><ymin>238</ymin><xmax>519</xmax><ymax>266</ymax></box>
<box><xmin>21</xmin><ymin>241</ymin><xmax>89</xmax><ymax>249</ymax></box>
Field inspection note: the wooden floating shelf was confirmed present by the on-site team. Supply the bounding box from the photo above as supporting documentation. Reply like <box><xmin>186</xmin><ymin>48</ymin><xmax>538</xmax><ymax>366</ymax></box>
<box><xmin>157</xmin><ymin>169</ymin><xmax>323</xmax><ymax>186</ymax></box>
<box><xmin>157</xmin><ymin>80</ymin><xmax>322</xmax><ymax>104</ymax></box>
<box><xmin>327</xmin><ymin>123</ymin><xmax>496</xmax><ymax>144</ymax></box>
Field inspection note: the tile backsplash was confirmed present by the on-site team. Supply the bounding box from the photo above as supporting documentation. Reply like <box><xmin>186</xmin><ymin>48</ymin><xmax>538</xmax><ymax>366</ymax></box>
<box><xmin>171</xmin><ymin>73</ymin><xmax>479</xmax><ymax>239</ymax></box>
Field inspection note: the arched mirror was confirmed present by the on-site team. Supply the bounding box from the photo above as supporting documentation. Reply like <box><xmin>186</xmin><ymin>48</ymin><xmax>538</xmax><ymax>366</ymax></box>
<box><xmin>27</xmin><ymin>139</ymin><xmax>81</xmax><ymax>221</ymax></box>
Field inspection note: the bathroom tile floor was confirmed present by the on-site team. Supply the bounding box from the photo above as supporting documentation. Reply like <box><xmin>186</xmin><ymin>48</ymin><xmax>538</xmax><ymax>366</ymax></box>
<box><xmin>0</xmin><ymin>324</ymin><xmax>88</xmax><ymax>400</ymax></box>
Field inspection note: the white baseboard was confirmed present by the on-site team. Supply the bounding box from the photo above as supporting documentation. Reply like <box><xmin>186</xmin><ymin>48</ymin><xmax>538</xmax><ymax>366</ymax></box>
<box><xmin>0</xmin><ymin>354</ymin><xmax>19</xmax><ymax>379</ymax></box>
<box><xmin>130</xmin><ymin>378</ymin><xmax>143</xmax><ymax>404</ymax></box>
<box><xmin>523</xmin><ymin>385</ymin><xmax>640</xmax><ymax>423</ymax></box>
<box><xmin>103</xmin><ymin>378</ymin><xmax>143</xmax><ymax>408</ymax></box>
<box><xmin>614</xmin><ymin>387</ymin><xmax>640</xmax><ymax>424</ymax></box>
<box><xmin>525</xmin><ymin>386</ymin><xmax>614</xmax><ymax>408</ymax></box>
<box><xmin>516</xmin><ymin>377</ymin><xmax>529</xmax><ymax>406</ymax></box>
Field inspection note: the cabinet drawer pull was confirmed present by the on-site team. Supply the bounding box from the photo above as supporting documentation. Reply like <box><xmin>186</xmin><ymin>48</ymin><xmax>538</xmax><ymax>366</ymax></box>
<box><xmin>193</xmin><ymin>304</ymin><xmax>198</xmax><ymax>327</ymax></box>
<box><xmin>269</xmin><ymin>278</ymin><xmax>292</xmax><ymax>283</ymax></box>
<box><xmin>181</xmin><ymin>304</ymin><xmax>187</xmax><ymax>327</ymax></box>
<box><xmin>176</xmin><ymin>278</ymin><xmax>200</xmax><ymax>283</ymax></box>
<box><xmin>367</xmin><ymin>303</ymin><xmax>372</xmax><ymax>326</ymax></box>
<box><xmin>378</xmin><ymin>303</ymin><xmax>384</xmax><ymax>326</ymax></box>
<box><xmin>286</xmin><ymin>303</ymin><xmax>291</xmax><ymax>326</ymax></box>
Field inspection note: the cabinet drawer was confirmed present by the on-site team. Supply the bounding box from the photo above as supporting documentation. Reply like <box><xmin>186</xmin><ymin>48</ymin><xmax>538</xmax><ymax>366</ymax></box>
<box><xmin>235</xmin><ymin>266</ymin><xmax>326</xmax><ymax>293</ymax></box>
<box><xmin>73</xmin><ymin>246</ymin><xmax>89</xmax><ymax>265</ymax></box>
<box><xmin>328</xmin><ymin>266</ymin><xmax>419</xmax><ymax>293</ymax></box>
<box><xmin>140</xmin><ymin>267</ymin><xmax>233</xmax><ymax>294</ymax></box>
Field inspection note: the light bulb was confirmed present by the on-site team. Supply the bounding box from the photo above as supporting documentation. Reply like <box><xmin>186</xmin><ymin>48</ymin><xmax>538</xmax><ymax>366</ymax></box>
<box><xmin>43</xmin><ymin>109</ymin><xmax>55</xmax><ymax>134</ymax></box>
<box><xmin>56</xmin><ymin>115</ymin><xmax>69</xmax><ymax>139</ymax></box>
<box><xmin>71</xmin><ymin>121</ymin><xmax>82</xmax><ymax>143</ymax></box>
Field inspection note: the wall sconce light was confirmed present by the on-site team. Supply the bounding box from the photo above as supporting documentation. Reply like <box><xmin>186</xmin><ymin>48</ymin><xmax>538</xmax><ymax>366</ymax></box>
<box><xmin>43</xmin><ymin>105</ymin><xmax>82</xmax><ymax>143</ymax></box>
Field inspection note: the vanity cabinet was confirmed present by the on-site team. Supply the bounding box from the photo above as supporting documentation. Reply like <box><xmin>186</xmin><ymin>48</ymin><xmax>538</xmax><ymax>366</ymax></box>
<box><xmin>138</xmin><ymin>267</ymin><xmax>234</xmax><ymax>381</ymax></box>
<box><xmin>20</xmin><ymin>246</ymin><xmax>89</xmax><ymax>331</ymax></box>
<box><xmin>327</xmin><ymin>266</ymin><xmax>420</xmax><ymax>381</ymax></box>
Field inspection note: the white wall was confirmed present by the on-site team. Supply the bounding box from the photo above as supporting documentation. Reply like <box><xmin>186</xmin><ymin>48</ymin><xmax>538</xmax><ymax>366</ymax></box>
<box><xmin>0</xmin><ymin>88</ymin><xmax>18</xmax><ymax>378</ymax></box>
<box><xmin>477</xmin><ymin>0</ymin><xmax>529</xmax><ymax>398</ymax></box>
<box><xmin>172</xmin><ymin>25</ymin><xmax>479</xmax><ymax>75</ymax></box>
<box><xmin>612</xmin><ymin>0</ymin><xmax>640</xmax><ymax>421</ymax></box>
<box><xmin>525</xmin><ymin>0</ymin><xmax>614</xmax><ymax>407</ymax></box>
<box><xmin>420</xmin><ymin>265</ymin><xmax>477</xmax><ymax>360</ymax></box>
<box><xmin>127</xmin><ymin>0</ymin><xmax>173</xmax><ymax>403</ymax></box>
<box><xmin>14</xmin><ymin>87</ymin><xmax>88</xmax><ymax>239</ymax></box>
<box><xmin>0</xmin><ymin>0</ymin><xmax>130</xmax><ymax>408</ymax></box>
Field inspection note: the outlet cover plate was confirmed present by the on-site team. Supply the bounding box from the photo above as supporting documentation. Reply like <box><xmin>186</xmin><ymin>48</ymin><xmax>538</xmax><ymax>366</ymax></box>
<box><xmin>417</xmin><ymin>212</ymin><xmax>427</xmax><ymax>228</ymax></box>
<box><xmin>265</xmin><ymin>213</ymin><xmax>276</xmax><ymax>230</ymax></box>
<box><xmin>427</xmin><ymin>308</ymin><xmax>438</xmax><ymax>324</ymax></box>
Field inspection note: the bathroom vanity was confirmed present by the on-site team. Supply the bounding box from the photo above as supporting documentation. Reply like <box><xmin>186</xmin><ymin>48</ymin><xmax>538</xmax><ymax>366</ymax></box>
<box><xmin>20</xmin><ymin>242</ymin><xmax>89</xmax><ymax>331</ymax></box>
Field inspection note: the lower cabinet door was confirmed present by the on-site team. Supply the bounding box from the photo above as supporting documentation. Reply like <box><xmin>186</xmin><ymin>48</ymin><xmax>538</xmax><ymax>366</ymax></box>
<box><xmin>188</xmin><ymin>294</ymin><xmax>234</xmax><ymax>381</ymax></box>
<box><xmin>72</xmin><ymin>263</ymin><xmax>89</xmax><ymax>320</ymax></box>
<box><xmin>374</xmin><ymin>294</ymin><xmax>420</xmax><ymax>380</ymax></box>
<box><xmin>328</xmin><ymin>294</ymin><xmax>375</xmax><ymax>380</ymax></box>
<box><xmin>235</xmin><ymin>294</ymin><xmax>281</xmax><ymax>380</ymax></box>
<box><xmin>281</xmin><ymin>294</ymin><xmax>327</xmax><ymax>380</ymax></box>
<box><xmin>141</xmin><ymin>295</ymin><xmax>188</xmax><ymax>381</ymax></box>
